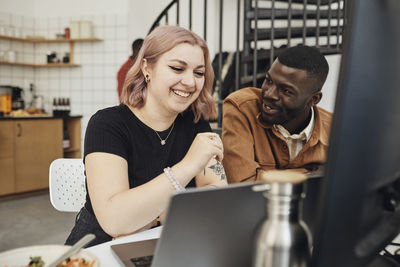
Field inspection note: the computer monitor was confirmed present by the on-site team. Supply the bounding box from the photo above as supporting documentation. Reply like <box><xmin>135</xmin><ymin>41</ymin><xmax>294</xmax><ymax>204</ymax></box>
<box><xmin>311</xmin><ymin>0</ymin><xmax>400</xmax><ymax>266</ymax></box>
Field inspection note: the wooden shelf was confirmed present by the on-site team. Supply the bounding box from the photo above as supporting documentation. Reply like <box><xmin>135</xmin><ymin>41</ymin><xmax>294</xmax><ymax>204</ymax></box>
<box><xmin>0</xmin><ymin>61</ymin><xmax>80</xmax><ymax>67</ymax></box>
<box><xmin>0</xmin><ymin>35</ymin><xmax>103</xmax><ymax>68</ymax></box>
<box><xmin>0</xmin><ymin>35</ymin><xmax>102</xmax><ymax>43</ymax></box>
<box><xmin>35</xmin><ymin>63</ymin><xmax>81</xmax><ymax>67</ymax></box>
<box><xmin>0</xmin><ymin>35</ymin><xmax>102</xmax><ymax>67</ymax></box>
<box><xmin>31</xmin><ymin>37</ymin><xmax>102</xmax><ymax>43</ymax></box>
<box><xmin>64</xmin><ymin>148</ymin><xmax>80</xmax><ymax>153</ymax></box>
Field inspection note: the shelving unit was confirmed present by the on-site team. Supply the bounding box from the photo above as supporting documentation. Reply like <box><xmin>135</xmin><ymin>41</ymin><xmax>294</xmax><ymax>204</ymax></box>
<box><xmin>0</xmin><ymin>35</ymin><xmax>101</xmax><ymax>42</ymax></box>
<box><xmin>0</xmin><ymin>35</ymin><xmax>102</xmax><ymax>67</ymax></box>
<box><xmin>0</xmin><ymin>61</ymin><xmax>80</xmax><ymax>67</ymax></box>
<box><xmin>63</xmin><ymin>116</ymin><xmax>82</xmax><ymax>158</ymax></box>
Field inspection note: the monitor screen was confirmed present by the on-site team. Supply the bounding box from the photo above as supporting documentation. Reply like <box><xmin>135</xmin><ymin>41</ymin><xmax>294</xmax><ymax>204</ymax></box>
<box><xmin>311</xmin><ymin>0</ymin><xmax>400</xmax><ymax>266</ymax></box>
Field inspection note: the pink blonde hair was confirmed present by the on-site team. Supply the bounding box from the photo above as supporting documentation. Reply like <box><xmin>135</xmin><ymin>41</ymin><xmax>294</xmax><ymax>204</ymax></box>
<box><xmin>121</xmin><ymin>25</ymin><xmax>216</xmax><ymax>122</ymax></box>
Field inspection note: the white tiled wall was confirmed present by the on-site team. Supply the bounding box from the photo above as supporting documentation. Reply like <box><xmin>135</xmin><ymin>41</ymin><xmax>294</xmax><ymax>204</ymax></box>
<box><xmin>0</xmin><ymin>13</ymin><xmax>35</xmax><ymax>85</ymax></box>
<box><xmin>0</xmin><ymin>12</ymin><xmax>130</xmax><ymax>152</ymax></box>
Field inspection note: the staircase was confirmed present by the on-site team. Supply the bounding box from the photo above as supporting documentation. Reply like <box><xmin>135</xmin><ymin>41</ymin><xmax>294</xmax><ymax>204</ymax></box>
<box><xmin>241</xmin><ymin>0</ymin><xmax>345</xmax><ymax>87</ymax></box>
<box><xmin>149</xmin><ymin>0</ymin><xmax>346</xmax><ymax>126</ymax></box>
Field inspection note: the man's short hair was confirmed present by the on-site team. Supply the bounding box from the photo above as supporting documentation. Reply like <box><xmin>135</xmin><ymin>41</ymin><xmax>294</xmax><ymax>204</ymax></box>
<box><xmin>277</xmin><ymin>45</ymin><xmax>329</xmax><ymax>92</ymax></box>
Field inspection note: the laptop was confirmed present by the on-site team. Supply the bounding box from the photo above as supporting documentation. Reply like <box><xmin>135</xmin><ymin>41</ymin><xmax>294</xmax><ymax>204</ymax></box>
<box><xmin>111</xmin><ymin>178</ymin><xmax>322</xmax><ymax>267</ymax></box>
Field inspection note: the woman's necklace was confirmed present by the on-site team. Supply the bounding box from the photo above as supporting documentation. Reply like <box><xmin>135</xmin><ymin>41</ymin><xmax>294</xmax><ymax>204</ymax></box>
<box><xmin>153</xmin><ymin>122</ymin><xmax>175</xmax><ymax>145</ymax></box>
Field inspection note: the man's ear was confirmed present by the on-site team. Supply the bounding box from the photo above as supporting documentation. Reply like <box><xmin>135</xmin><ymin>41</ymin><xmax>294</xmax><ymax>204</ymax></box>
<box><xmin>310</xmin><ymin>91</ymin><xmax>322</xmax><ymax>106</ymax></box>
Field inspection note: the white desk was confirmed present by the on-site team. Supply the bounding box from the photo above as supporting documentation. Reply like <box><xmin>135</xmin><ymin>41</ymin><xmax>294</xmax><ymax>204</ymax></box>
<box><xmin>87</xmin><ymin>226</ymin><xmax>162</xmax><ymax>266</ymax></box>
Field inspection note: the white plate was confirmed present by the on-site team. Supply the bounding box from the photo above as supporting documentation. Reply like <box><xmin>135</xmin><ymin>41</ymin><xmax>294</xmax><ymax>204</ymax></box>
<box><xmin>0</xmin><ymin>245</ymin><xmax>99</xmax><ymax>267</ymax></box>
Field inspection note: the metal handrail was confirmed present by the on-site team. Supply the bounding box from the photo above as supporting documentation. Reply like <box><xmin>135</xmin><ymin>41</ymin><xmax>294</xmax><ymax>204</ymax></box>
<box><xmin>148</xmin><ymin>0</ymin><xmax>178</xmax><ymax>35</ymax></box>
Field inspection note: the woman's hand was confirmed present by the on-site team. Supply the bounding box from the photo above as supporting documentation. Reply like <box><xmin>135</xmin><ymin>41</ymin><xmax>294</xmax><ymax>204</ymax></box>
<box><xmin>196</xmin><ymin>156</ymin><xmax>228</xmax><ymax>187</ymax></box>
<box><xmin>180</xmin><ymin>132</ymin><xmax>224</xmax><ymax>177</ymax></box>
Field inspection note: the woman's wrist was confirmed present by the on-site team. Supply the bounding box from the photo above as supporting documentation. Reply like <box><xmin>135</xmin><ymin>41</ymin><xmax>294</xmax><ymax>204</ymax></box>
<box><xmin>170</xmin><ymin>161</ymin><xmax>197</xmax><ymax>187</ymax></box>
<box><xmin>177</xmin><ymin>158</ymin><xmax>202</xmax><ymax>178</ymax></box>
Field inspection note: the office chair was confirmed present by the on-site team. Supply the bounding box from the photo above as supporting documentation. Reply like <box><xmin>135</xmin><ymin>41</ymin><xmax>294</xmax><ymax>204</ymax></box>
<box><xmin>49</xmin><ymin>158</ymin><xmax>86</xmax><ymax>212</ymax></box>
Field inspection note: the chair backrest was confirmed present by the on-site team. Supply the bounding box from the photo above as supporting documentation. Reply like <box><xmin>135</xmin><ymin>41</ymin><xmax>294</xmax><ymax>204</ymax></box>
<box><xmin>49</xmin><ymin>158</ymin><xmax>86</xmax><ymax>212</ymax></box>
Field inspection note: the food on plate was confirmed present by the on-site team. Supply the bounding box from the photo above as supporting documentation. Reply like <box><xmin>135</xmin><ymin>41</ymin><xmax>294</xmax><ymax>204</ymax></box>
<box><xmin>22</xmin><ymin>255</ymin><xmax>95</xmax><ymax>267</ymax></box>
<box><xmin>56</xmin><ymin>257</ymin><xmax>96</xmax><ymax>267</ymax></box>
<box><xmin>26</xmin><ymin>256</ymin><xmax>45</xmax><ymax>267</ymax></box>
<box><xmin>7</xmin><ymin>108</ymin><xmax>46</xmax><ymax>117</ymax></box>
<box><xmin>8</xmin><ymin>109</ymin><xmax>30</xmax><ymax>117</ymax></box>
<box><xmin>26</xmin><ymin>107</ymin><xmax>45</xmax><ymax>115</ymax></box>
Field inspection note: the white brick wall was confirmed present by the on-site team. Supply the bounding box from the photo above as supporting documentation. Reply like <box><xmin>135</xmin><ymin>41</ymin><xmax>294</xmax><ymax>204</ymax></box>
<box><xmin>0</xmin><ymin>12</ymin><xmax>130</xmax><ymax>154</ymax></box>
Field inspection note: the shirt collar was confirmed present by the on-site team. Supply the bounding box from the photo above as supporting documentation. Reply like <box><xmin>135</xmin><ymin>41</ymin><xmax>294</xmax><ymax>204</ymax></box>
<box><xmin>273</xmin><ymin>108</ymin><xmax>315</xmax><ymax>142</ymax></box>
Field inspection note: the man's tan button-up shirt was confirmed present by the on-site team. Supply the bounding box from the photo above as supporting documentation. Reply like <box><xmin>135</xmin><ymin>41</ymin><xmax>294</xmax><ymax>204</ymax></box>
<box><xmin>222</xmin><ymin>87</ymin><xmax>332</xmax><ymax>183</ymax></box>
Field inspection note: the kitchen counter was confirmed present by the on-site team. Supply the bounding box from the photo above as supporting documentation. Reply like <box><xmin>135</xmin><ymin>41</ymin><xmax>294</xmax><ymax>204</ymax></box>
<box><xmin>0</xmin><ymin>115</ymin><xmax>82</xmax><ymax>120</ymax></box>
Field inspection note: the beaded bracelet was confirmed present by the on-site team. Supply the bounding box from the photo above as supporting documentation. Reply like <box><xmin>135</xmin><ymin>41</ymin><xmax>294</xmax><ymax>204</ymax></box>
<box><xmin>163</xmin><ymin>167</ymin><xmax>185</xmax><ymax>191</ymax></box>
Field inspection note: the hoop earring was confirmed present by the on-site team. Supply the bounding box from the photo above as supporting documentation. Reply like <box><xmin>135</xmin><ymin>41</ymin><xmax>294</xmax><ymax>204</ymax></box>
<box><xmin>145</xmin><ymin>74</ymin><xmax>150</xmax><ymax>84</ymax></box>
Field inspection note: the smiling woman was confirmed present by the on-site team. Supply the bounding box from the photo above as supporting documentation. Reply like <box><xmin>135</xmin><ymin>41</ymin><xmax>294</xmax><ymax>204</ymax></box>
<box><xmin>121</xmin><ymin>25</ymin><xmax>216</xmax><ymax>123</ymax></box>
<box><xmin>65</xmin><ymin>26</ymin><xmax>227</xmax><ymax>247</ymax></box>
<box><xmin>138</xmin><ymin>42</ymin><xmax>206</xmax><ymax>118</ymax></box>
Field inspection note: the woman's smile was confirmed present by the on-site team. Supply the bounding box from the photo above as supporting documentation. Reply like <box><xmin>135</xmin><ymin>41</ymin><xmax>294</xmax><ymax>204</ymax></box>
<box><xmin>171</xmin><ymin>89</ymin><xmax>191</xmax><ymax>98</ymax></box>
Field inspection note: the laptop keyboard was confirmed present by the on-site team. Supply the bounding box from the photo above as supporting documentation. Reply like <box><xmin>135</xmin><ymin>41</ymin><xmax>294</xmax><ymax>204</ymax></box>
<box><xmin>130</xmin><ymin>255</ymin><xmax>154</xmax><ymax>267</ymax></box>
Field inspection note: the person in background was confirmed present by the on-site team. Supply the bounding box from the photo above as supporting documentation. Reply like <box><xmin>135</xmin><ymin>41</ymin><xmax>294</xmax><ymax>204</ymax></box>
<box><xmin>117</xmin><ymin>38</ymin><xmax>144</xmax><ymax>102</ymax></box>
<box><xmin>222</xmin><ymin>45</ymin><xmax>331</xmax><ymax>183</ymax></box>
<box><xmin>66</xmin><ymin>26</ymin><xmax>227</xmax><ymax>246</ymax></box>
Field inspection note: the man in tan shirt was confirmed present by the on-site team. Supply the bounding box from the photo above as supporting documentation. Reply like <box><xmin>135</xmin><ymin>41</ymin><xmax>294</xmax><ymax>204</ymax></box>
<box><xmin>222</xmin><ymin>45</ymin><xmax>332</xmax><ymax>183</ymax></box>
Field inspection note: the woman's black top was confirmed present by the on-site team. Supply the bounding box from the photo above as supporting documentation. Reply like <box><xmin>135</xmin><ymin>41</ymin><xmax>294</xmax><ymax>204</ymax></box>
<box><xmin>65</xmin><ymin>104</ymin><xmax>211</xmax><ymax>246</ymax></box>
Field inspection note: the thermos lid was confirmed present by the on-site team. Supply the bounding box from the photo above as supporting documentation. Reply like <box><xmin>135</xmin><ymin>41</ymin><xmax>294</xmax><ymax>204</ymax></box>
<box><xmin>259</xmin><ymin>169</ymin><xmax>307</xmax><ymax>184</ymax></box>
<box><xmin>253</xmin><ymin>170</ymin><xmax>308</xmax><ymax>197</ymax></box>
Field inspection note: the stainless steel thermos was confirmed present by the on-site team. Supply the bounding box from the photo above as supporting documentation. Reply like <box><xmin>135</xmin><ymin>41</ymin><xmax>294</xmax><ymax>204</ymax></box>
<box><xmin>253</xmin><ymin>175</ymin><xmax>311</xmax><ymax>267</ymax></box>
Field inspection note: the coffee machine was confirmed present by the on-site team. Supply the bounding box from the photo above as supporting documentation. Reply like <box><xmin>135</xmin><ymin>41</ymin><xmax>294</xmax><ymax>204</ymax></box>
<box><xmin>11</xmin><ymin>86</ymin><xmax>25</xmax><ymax>110</ymax></box>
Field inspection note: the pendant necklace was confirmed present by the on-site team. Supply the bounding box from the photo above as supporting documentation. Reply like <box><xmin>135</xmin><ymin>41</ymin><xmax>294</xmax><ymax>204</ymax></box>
<box><xmin>153</xmin><ymin>122</ymin><xmax>175</xmax><ymax>145</ymax></box>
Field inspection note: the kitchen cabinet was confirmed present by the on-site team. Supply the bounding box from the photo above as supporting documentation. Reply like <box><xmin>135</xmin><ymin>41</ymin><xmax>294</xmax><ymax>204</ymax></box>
<box><xmin>0</xmin><ymin>118</ymin><xmax>64</xmax><ymax>196</ymax></box>
<box><xmin>0</xmin><ymin>116</ymin><xmax>82</xmax><ymax>196</ymax></box>
<box><xmin>0</xmin><ymin>35</ymin><xmax>102</xmax><ymax>67</ymax></box>
<box><xmin>14</xmin><ymin>119</ymin><xmax>63</xmax><ymax>192</ymax></box>
<box><xmin>0</xmin><ymin>121</ymin><xmax>15</xmax><ymax>195</ymax></box>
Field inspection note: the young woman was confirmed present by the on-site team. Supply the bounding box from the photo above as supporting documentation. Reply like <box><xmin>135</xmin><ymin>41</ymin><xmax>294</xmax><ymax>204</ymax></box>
<box><xmin>66</xmin><ymin>26</ymin><xmax>227</xmax><ymax>246</ymax></box>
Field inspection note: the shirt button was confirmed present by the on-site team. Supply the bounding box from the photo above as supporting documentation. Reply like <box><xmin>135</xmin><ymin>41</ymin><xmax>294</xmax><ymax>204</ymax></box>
<box><xmin>282</xmin><ymin>145</ymin><xmax>288</xmax><ymax>151</ymax></box>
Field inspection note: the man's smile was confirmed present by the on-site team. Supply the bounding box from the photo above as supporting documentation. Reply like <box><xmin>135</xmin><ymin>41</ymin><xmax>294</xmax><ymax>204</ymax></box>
<box><xmin>262</xmin><ymin>101</ymin><xmax>280</xmax><ymax>115</ymax></box>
